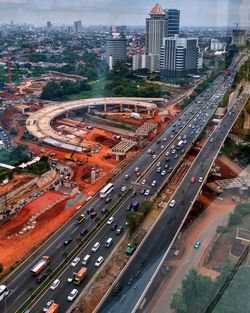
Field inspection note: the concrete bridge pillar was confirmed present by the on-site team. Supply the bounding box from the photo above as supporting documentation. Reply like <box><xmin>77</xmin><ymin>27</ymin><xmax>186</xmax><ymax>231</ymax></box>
<box><xmin>120</xmin><ymin>104</ymin><xmax>123</xmax><ymax>112</ymax></box>
<box><xmin>88</xmin><ymin>106</ymin><xmax>91</xmax><ymax>113</ymax></box>
<box><xmin>134</xmin><ymin>105</ymin><xmax>138</xmax><ymax>113</ymax></box>
<box><xmin>104</xmin><ymin>103</ymin><xmax>107</xmax><ymax>112</ymax></box>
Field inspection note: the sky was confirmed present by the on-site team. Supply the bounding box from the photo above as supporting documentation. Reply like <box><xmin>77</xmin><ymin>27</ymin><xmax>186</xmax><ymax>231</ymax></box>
<box><xmin>0</xmin><ymin>0</ymin><xmax>249</xmax><ymax>27</ymax></box>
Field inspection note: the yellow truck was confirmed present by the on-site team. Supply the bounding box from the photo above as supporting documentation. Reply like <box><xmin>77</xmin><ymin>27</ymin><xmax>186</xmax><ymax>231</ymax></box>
<box><xmin>74</xmin><ymin>267</ymin><xmax>88</xmax><ymax>285</ymax></box>
<box><xmin>64</xmin><ymin>154</ymin><xmax>78</xmax><ymax>162</ymax></box>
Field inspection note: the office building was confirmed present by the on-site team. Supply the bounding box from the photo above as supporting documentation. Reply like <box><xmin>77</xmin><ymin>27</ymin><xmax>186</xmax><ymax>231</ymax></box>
<box><xmin>160</xmin><ymin>36</ymin><xmax>199</xmax><ymax>78</ymax></box>
<box><xmin>145</xmin><ymin>3</ymin><xmax>168</xmax><ymax>72</ymax></box>
<box><xmin>132</xmin><ymin>54</ymin><xmax>146</xmax><ymax>71</ymax></box>
<box><xmin>232</xmin><ymin>29</ymin><xmax>246</xmax><ymax>46</ymax></box>
<box><xmin>47</xmin><ymin>21</ymin><xmax>52</xmax><ymax>30</ymax></box>
<box><xmin>106</xmin><ymin>34</ymin><xmax>127</xmax><ymax>70</ymax></box>
<box><xmin>74</xmin><ymin>20</ymin><xmax>82</xmax><ymax>33</ymax></box>
<box><xmin>210</xmin><ymin>38</ymin><xmax>226</xmax><ymax>51</ymax></box>
<box><xmin>166</xmin><ymin>9</ymin><xmax>180</xmax><ymax>36</ymax></box>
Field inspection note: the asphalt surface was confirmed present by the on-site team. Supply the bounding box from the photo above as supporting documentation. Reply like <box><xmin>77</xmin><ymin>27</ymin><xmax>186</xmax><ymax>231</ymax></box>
<box><xmin>0</xmin><ymin>56</ymin><xmax>246</xmax><ymax>313</ymax></box>
<box><xmin>96</xmin><ymin>92</ymin><xmax>249</xmax><ymax>313</ymax></box>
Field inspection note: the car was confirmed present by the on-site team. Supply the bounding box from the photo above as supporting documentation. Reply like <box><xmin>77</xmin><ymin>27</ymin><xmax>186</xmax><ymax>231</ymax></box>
<box><xmin>170</xmin><ymin>134</ymin><xmax>174</xmax><ymax>138</ymax></box>
<box><xmin>150</xmin><ymin>150</ymin><xmax>155</xmax><ymax>155</ymax></box>
<box><xmin>161</xmin><ymin>170</ymin><xmax>166</xmax><ymax>176</ymax></box>
<box><xmin>36</xmin><ymin>272</ymin><xmax>49</xmax><ymax>284</ymax></box>
<box><xmin>170</xmin><ymin>200</ymin><xmax>176</xmax><ymax>207</ymax></box>
<box><xmin>107</xmin><ymin>216</ymin><xmax>114</xmax><ymax>225</ymax></box>
<box><xmin>172</xmin><ymin>149</ymin><xmax>176</xmax><ymax>154</ymax></box>
<box><xmin>64</xmin><ymin>238</ymin><xmax>73</xmax><ymax>246</ymax></box>
<box><xmin>210</xmin><ymin>138</ymin><xmax>213</xmax><ymax>142</ymax></box>
<box><xmin>95</xmin><ymin>256</ymin><xmax>104</xmax><ymax>267</ymax></box>
<box><xmin>110</xmin><ymin>223</ymin><xmax>117</xmax><ymax>231</ymax></box>
<box><xmin>156</xmin><ymin>161</ymin><xmax>161</xmax><ymax>167</ymax></box>
<box><xmin>140</xmin><ymin>188</ymin><xmax>146</xmax><ymax>195</ymax></box>
<box><xmin>121</xmin><ymin>186</ymin><xmax>127</xmax><ymax>192</ymax></box>
<box><xmin>131</xmin><ymin>190</ymin><xmax>137</xmax><ymax>198</ymax></box>
<box><xmin>71</xmin><ymin>257</ymin><xmax>80</xmax><ymax>267</ymax></box>
<box><xmin>160</xmin><ymin>145</ymin><xmax>165</xmax><ymax>149</ymax></box>
<box><xmin>125</xmin><ymin>174</ymin><xmax>129</xmax><ymax>180</ymax></box>
<box><xmin>91</xmin><ymin>242</ymin><xmax>100</xmax><ymax>252</ymax></box>
<box><xmin>156</xmin><ymin>167</ymin><xmax>161</xmax><ymax>173</ymax></box>
<box><xmin>43</xmin><ymin>300</ymin><xmax>54</xmax><ymax>312</ymax></box>
<box><xmin>198</xmin><ymin>177</ymin><xmax>203</xmax><ymax>183</ymax></box>
<box><xmin>191</xmin><ymin>176</ymin><xmax>196</xmax><ymax>183</ymax></box>
<box><xmin>50</xmin><ymin>279</ymin><xmax>60</xmax><ymax>290</ymax></box>
<box><xmin>141</xmin><ymin>179</ymin><xmax>146</xmax><ymax>185</ymax></box>
<box><xmin>147</xmin><ymin>149</ymin><xmax>152</xmax><ymax>154</ymax></box>
<box><xmin>194</xmin><ymin>240</ymin><xmax>201</xmax><ymax>249</ymax></box>
<box><xmin>90</xmin><ymin>211</ymin><xmax>97</xmax><ymax>218</ymax></box>
<box><xmin>116</xmin><ymin>226</ymin><xmax>123</xmax><ymax>235</ymax></box>
<box><xmin>181</xmin><ymin>149</ymin><xmax>185</xmax><ymax>154</ymax></box>
<box><xmin>156</xmin><ymin>139</ymin><xmax>161</xmax><ymax>144</ymax></box>
<box><xmin>134</xmin><ymin>167</ymin><xmax>140</xmax><ymax>172</ymax></box>
<box><xmin>152</xmin><ymin>154</ymin><xmax>156</xmax><ymax>159</ymax></box>
<box><xmin>105</xmin><ymin>197</ymin><xmax>112</xmax><ymax>203</ymax></box>
<box><xmin>67</xmin><ymin>289</ymin><xmax>79</xmax><ymax>301</ymax></box>
<box><xmin>144</xmin><ymin>189</ymin><xmax>150</xmax><ymax>196</ymax></box>
<box><xmin>164</xmin><ymin>164</ymin><xmax>169</xmax><ymax>169</ymax></box>
<box><xmin>163</xmin><ymin>137</ymin><xmax>167</xmax><ymax>142</ymax></box>
<box><xmin>165</xmin><ymin>151</ymin><xmax>169</xmax><ymax>156</ymax></box>
<box><xmin>80</xmin><ymin>229</ymin><xmax>88</xmax><ymax>236</ymax></box>
<box><xmin>174</xmin><ymin>154</ymin><xmax>178</xmax><ymax>159</ymax></box>
<box><xmin>87</xmin><ymin>207</ymin><xmax>95</xmax><ymax>214</ymax></box>
<box><xmin>151</xmin><ymin>180</ymin><xmax>157</xmax><ymax>187</ymax></box>
<box><xmin>136</xmin><ymin>172</ymin><xmax>141</xmax><ymax>177</ymax></box>
<box><xmin>165</xmin><ymin>157</ymin><xmax>171</xmax><ymax>162</ymax></box>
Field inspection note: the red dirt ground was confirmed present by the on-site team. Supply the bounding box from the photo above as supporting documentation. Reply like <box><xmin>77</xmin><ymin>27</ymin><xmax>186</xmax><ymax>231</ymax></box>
<box><xmin>0</xmin><ymin>193</ymin><xmax>79</xmax><ymax>277</ymax></box>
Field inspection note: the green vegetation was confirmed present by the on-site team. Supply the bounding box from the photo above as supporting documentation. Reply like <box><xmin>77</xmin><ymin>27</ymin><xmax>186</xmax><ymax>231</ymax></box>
<box><xmin>22</xmin><ymin>156</ymin><xmax>50</xmax><ymax>176</ymax></box>
<box><xmin>228</xmin><ymin>203</ymin><xmax>250</xmax><ymax>227</ymax></box>
<box><xmin>222</xmin><ymin>137</ymin><xmax>250</xmax><ymax>165</ymax></box>
<box><xmin>0</xmin><ymin>144</ymin><xmax>29</xmax><ymax>166</ymax></box>
<box><xmin>126</xmin><ymin>200</ymin><xmax>152</xmax><ymax>233</ymax></box>
<box><xmin>232</xmin><ymin>56</ymin><xmax>250</xmax><ymax>89</ymax></box>
<box><xmin>40</xmin><ymin>80</ymin><xmax>92</xmax><ymax>100</ymax></box>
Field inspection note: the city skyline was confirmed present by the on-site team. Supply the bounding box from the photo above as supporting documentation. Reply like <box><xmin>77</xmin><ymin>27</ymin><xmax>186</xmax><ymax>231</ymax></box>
<box><xmin>0</xmin><ymin>0</ymin><xmax>249</xmax><ymax>27</ymax></box>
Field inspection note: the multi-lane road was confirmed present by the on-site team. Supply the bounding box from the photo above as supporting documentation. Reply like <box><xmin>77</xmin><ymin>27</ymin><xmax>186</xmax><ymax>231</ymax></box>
<box><xmin>95</xmin><ymin>93</ymin><xmax>249</xmax><ymax>313</ymax></box>
<box><xmin>0</xmin><ymin>55</ymin><xmax>247</xmax><ymax>313</ymax></box>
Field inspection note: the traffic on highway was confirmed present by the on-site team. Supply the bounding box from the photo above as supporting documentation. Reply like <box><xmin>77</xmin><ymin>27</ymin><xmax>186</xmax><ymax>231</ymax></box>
<box><xmin>0</xmin><ymin>56</ymin><xmax>247</xmax><ymax>313</ymax></box>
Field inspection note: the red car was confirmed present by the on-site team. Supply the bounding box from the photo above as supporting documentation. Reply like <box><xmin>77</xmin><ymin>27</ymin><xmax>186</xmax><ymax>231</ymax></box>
<box><xmin>90</xmin><ymin>211</ymin><xmax>97</xmax><ymax>218</ymax></box>
<box><xmin>191</xmin><ymin>176</ymin><xmax>196</xmax><ymax>183</ymax></box>
<box><xmin>136</xmin><ymin>172</ymin><xmax>141</xmax><ymax>177</ymax></box>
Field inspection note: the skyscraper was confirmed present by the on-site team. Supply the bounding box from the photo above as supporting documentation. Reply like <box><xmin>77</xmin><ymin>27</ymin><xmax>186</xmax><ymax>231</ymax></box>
<box><xmin>160</xmin><ymin>36</ymin><xmax>199</xmax><ymax>78</ymax></box>
<box><xmin>47</xmin><ymin>21</ymin><xmax>52</xmax><ymax>30</ymax></box>
<box><xmin>106</xmin><ymin>34</ymin><xmax>127</xmax><ymax>70</ymax></box>
<box><xmin>74</xmin><ymin>20</ymin><xmax>82</xmax><ymax>33</ymax></box>
<box><xmin>145</xmin><ymin>3</ymin><xmax>168</xmax><ymax>55</ymax></box>
<box><xmin>231</xmin><ymin>29</ymin><xmax>246</xmax><ymax>46</ymax></box>
<box><xmin>166</xmin><ymin>9</ymin><xmax>180</xmax><ymax>36</ymax></box>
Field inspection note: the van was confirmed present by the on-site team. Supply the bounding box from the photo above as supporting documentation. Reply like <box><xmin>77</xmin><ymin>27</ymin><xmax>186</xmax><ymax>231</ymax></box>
<box><xmin>105</xmin><ymin>237</ymin><xmax>113</xmax><ymax>248</ymax></box>
<box><xmin>82</xmin><ymin>254</ymin><xmax>91</xmax><ymax>265</ymax></box>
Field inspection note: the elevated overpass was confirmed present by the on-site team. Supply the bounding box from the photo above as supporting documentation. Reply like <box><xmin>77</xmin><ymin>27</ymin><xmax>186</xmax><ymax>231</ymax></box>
<box><xmin>26</xmin><ymin>97</ymin><xmax>159</xmax><ymax>152</ymax></box>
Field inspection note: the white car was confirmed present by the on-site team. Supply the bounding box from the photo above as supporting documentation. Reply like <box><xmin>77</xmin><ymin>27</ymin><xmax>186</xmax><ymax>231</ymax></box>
<box><xmin>95</xmin><ymin>256</ymin><xmax>104</xmax><ymax>267</ymax></box>
<box><xmin>67</xmin><ymin>289</ymin><xmax>78</xmax><ymax>301</ymax></box>
<box><xmin>160</xmin><ymin>145</ymin><xmax>165</xmax><ymax>149</ymax></box>
<box><xmin>121</xmin><ymin>186</ymin><xmax>127</xmax><ymax>192</ymax></box>
<box><xmin>172</xmin><ymin>149</ymin><xmax>176</xmax><ymax>154</ymax></box>
<box><xmin>152</xmin><ymin>154</ymin><xmax>156</xmax><ymax>159</ymax></box>
<box><xmin>107</xmin><ymin>216</ymin><xmax>114</xmax><ymax>225</ymax></box>
<box><xmin>156</xmin><ymin>161</ymin><xmax>161</xmax><ymax>167</ymax></box>
<box><xmin>91</xmin><ymin>242</ymin><xmax>100</xmax><ymax>252</ymax></box>
<box><xmin>50</xmin><ymin>279</ymin><xmax>60</xmax><ymax>290</ymax></box>
<box><xmin>71</xmin><ymin>257</ymin><xmax>80</xmax><ymax>267</ymax></box>
<box><xmin>43</xmin><ymin>300</ymin><xmax>54</xmax><ymax>312</ymax></box>
<box><xmin>165</xmin><ymin>151</ymin><xmax>169</xmax><ymax>156</ymax></box>
<box><xmin>134</xmin><ymin>167</ymin><xmax>140</xmax><ymax>172</ymax></box>
<box><xmin>141</xmin><ymin>179</ymin><xmax>146</xmax><ymax>185</ymax></box>
<box><xmin>151</xmin><ymin>180</ymin><xmax>157</xmax><ymax>187</ymax></box>
<box><xmin>147</xmin><ymin>149</ymin><xmax>151</xmax><ymax>154</ymax></box>
<box><xmin>198</xmin><ymin>177</ymin><xmax>203</xmax><ymax>183</ymax></box>
<box><xmin>161</xmin><ymin>170</ymin><xmax>166</xmax><ymax>176</ymax></box>
<box><xmin>144</xmin><ymin>189</ymin><xmax>151</xmax><ymax>196</ymax></box>
<box><xmin>170</xmin><ymin>200</ymin><xmax>176</xmax><ymax>207</ymax></box>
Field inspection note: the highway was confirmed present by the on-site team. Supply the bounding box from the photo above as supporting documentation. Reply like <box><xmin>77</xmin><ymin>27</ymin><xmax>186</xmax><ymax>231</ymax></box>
<box><xmin>27</xmin><ymin>66</ymin><xmax>239</xmax><ymax>312</ymax></box>
<box><xmin>95</xmin><ymin>92</ymin><xmax>249</xmax><ymax>313</ymax></box>
<box><xmin>0</xmin><ymin>57</ymin><xmax>244</xmax><ymax>313</ymax></box>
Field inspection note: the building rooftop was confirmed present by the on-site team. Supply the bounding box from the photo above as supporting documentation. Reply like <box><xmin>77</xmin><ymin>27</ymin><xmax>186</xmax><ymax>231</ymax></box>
<box><xmin>150</xmin><ymin>3</ymin><xmax>165</xmax><ymax>15</ymax></box>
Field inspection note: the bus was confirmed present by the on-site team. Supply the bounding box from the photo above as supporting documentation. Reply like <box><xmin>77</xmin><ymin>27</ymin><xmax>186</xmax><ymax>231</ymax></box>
<box><xmin>0</xmin><ymin>285</ymin><xmax>9</xmax><ymax>302</ymax></box>
<box><xmin>100</xmin><ymin>183</ymin><xmax>114</xmax><ymax>198</ymax></box>
<box><xmin>176</xmin><ymin>140</ymin><xmax>184</xmax><ymax>149</ymax></box>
